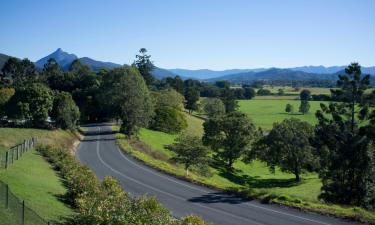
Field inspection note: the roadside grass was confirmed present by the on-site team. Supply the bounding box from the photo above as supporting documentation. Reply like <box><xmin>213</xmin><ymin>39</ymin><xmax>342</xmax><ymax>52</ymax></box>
<box><xmin>238</xmin><ymin>99</ymin><xmax>325</xmax><ymax>130</ymax></box>
<box><xmin>115</xmin><ymin>112</ymin><xmax>375</xmax><ymax>224</ymax></box>
<box><xmin>0</xmin><ymin>128</ymin><xmax>77</xmax><ymax>222</ymax></box>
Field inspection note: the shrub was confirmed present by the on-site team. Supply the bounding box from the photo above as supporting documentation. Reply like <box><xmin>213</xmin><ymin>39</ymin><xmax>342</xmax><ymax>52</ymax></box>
<box><xmin>150</xmin><ymin>106</ymin><xmax>187</xmax><ymax>134</ymax></box>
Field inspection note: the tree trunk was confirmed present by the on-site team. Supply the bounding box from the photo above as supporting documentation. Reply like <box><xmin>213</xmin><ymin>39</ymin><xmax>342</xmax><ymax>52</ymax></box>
<box><xmin>294</xmin><ymin>171</ymin><xmax>300</xmax><ymax>182</ymax></box>
<box><xmin>185</xmin><ymin>165</ymin><xmax>189</xmax><ymax>176</ymax></box>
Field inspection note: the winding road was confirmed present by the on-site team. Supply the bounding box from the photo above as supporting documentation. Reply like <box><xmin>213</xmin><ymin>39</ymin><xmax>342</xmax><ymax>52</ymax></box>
<box><xmin>76</xmin><ymin>123</ymin><xmax>359</xmax><ymax>225</ymax></box>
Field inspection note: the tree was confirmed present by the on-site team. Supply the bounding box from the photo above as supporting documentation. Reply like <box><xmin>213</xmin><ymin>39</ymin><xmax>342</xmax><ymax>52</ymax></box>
<box><xmin>257</xmin><ymin>88</ymin><xmax>271</xmax><ymax>96</ymax></box>
<box><xmin>150</xmin><ymin>106</ymin><xmax>187</xmax><ymax>133</ymax></box>
<box><xmin>299</xmin><ymin>100</ymin><xmax>310</xmax><ymax>114</ymax></box>
<box><xmin>184</xmin><ymin>87</ymin><xmax>199</xmax><ymax>114</ymax></box>
<box><xmin>278</xmin><ymin>88</ymin><xmax>285</xmax><ymax>96</ymax></box>
<box><xmin>1</xmin><ymin>58</ymin><xmax>38</xmax><ymax>87</ymax></box>
<box><xmin>0</xmin><ymin>88</ymin><xmax>15</xmax><ymax>118</ymax></box>
<box><xmin>165</xmin><ymin>135</ymin><xmax>209</xmax><ymax>176</ymax></box>
<box><xmin>220</xmin><ymin>87</ymin><xmax>238</xmax><ymax>113</ymax></box>
<box><xmin>300</xmin><ymin>89</ymin><xmax>311</xmax><ymax>101</ymax></box>
<box><xmin>243</xmin><ymin>87</ymin><xmax>256</xmax><ymax>99</ymax></box>
<box><xmin>234</xmin><ymin>88</ymin><xmax>245</xmax><ymax>99</ymax></box>
<box><xmin>134</xmin><ymin>48</ymin><xmax>155</xmax><ymax>86</ymax></box>
<box><xmin>101</xmin><ymin>66</ymin><xmax>153</xmax><ymax>136</ymax></box>
<box><xmin>285</xmin><ymin>103</ymin><xmax>294</xmax><ymax>114</ymax></box>
<box><xmin>203</xmin><ymin>112</ymin><xmax>256</xmax><ymax>170</ymax></box>
<box><xmin>255</xmin><ymin>118</ymin><xmax>317</xmax><ymax>181</ymax></box>
<box><xmin>315</xmin><ymin>63</ymin><xmax>375</xmax><ymax>207</ymax></box>
<box><xmin>7</xmin><ymin>83</ymin><xmax>53</xmax><ymax>126</ymax></box>
<box><xmin>202</xmin><ymin>98</ymin><xmax>225</xmax><ymax>118</ymax></box>
<box><xmin>153</xmin><ymin>89</ymin><xmax>185</xmax><ymax>111</ymax></box>
<box><xmin>51</xmin><ymin>91</ymin><xmax>80</xmax><ymax>130</ymax></box>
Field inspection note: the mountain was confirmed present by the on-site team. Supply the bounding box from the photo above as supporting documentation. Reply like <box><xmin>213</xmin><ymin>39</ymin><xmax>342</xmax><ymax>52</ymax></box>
<box><xmin>36</xmin><ymin>48</ymin><xmax>78</xmax><ymax>70</ymax></box>
<box><xmin>290</xmin><ymin>65</ymin><xmax>375</xmax><ymax>75</ymax></box>
<box><xmin>207</xmin><ymin>68</ymin><xmax>338</xmax><ymax>82</ymax></box>
<box><xmin>169</xmin><ymin>68</ymin><xmax>267</xmax><ymax>79</ymax></box>
<box><xmin>79</xmin><ymin>57</ymin><xmax>121</xmax><ymax>71</ymax></box>
<box><xmin>36</xmin><ymin>48</ymin><xmax>123</xmax><ymax>71</ymax></box>
<box><xmin>151</xmin><ymin>67</ymin><xmax>179</xmax><ymax>79</ymax></box>
<box><xmin>0</xmin><ymin>53</ymin><xmax>11</xmax><ymax>71</ymax></box>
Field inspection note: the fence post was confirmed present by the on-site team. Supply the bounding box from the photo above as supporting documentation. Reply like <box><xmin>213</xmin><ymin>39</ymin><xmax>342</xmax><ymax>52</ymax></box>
<box><xmin>5</xmin><ymin>151</ymin><xmax>8</xmax><ymax>169</ymax></box>
<box><xmin>11</xmin><ymin>149</ymin><xmax>14</xmax><ymax>164</ymax></box>
<box><xmin>16</xmin><ymin>146</ymin><xmax>19</xmax><ymax>160</ymax></box>
<box><xmin>22</xmin><ymin>200</ymin><xmax>25</xmax><ymax>225</ymax></box>
<box><xmin>5</xmin><ymin>184</ymin><xmax>9</xmax><ymax>209</ymax></box>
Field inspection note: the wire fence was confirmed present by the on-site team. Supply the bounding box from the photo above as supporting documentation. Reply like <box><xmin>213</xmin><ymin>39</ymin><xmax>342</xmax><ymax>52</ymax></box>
<box><xmin>0</xmin><ymin>138</ymin><xmax>36</xmax><ymax>169</ymax></box>
<box><xmin>0</xmin><ymin>180</ymin><xmax>51</xmax><ymax>225</ymax></box>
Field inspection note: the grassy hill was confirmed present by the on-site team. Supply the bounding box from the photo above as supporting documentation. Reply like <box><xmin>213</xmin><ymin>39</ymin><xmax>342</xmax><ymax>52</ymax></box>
<box><xmin>0</xmin><ymin>128</ymin><xmax>78</xmax><ymax>223</ymax></box>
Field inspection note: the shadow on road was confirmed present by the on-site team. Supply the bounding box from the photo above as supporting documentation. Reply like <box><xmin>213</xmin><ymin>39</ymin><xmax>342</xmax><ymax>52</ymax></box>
<box><xmin>188</xmin><ymin>192</ymin><xmax>250</xmax><ymax>204</ymax></box>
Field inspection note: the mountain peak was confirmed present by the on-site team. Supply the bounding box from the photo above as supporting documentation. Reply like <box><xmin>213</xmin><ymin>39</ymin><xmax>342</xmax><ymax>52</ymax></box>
<box><xmin>36</xmin><ymin>48</ymin><xmax>78</xmax><ymax>69</ymax></box>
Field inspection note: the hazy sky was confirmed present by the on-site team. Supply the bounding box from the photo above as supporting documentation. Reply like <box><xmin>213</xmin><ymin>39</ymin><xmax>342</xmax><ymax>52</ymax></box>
<box><xmin>0</xmin><ymin>0</ymin><xmax>374</xmax><ymax>70</ymax></box>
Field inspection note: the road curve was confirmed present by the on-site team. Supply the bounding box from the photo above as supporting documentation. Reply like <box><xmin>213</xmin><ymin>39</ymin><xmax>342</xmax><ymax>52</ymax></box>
<box><xmin>76</xmin><ymin>124</ymin><xmax>358</xmax><ymax>225</ymax></box>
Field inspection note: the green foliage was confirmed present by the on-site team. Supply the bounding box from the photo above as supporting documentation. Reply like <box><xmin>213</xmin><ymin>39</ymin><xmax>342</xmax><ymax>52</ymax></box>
<box><xmin>1</xmin><ymin>57</ymin><xmax>38</xmax><ymax>87</ymax></box>
<box><xmin>202</xmin><ymin>98</ymin><xmax>225</xmax><ymax>118</ymax></box>
<box><xmin>300</xmin><ymin>89</ymin><xmax>312</xmax><ymax>101</ymax></box>
<box><xmin>220</xmin><ymin>87</ymin><xmax>238</xmax><ymax>113</ymax></box>
<box><xmin>153</xmin><ymin>89</ymin><xmax>185</xmax><ymax>110</ymax></box>
<box><xmin>243</xmin><ymin>87</ymin><xmax>256</xmax><ymax>99</ymax></box>
<box><xmin>150</xmin><ymin>106</ymin><xmax>187</xmax><ymax>134</ymax></box>
<box><xmin>257</xmin><ymin>88</ymin><xmax>272</xmax><ymax>96</ymax></box>
<box><xmin>38</xmin><ymin>144</ymin><xmax>205</xmax><ymax>224</ymax></box>
<box><xmin>285</xmin><ymin>103</ymin><xmax>294</xmax><ymax>114</ymax></box>
<box><xmin>278</xmin><ymin>88</ymin><xmax>285</xmax><ymax>96</ymax></box>
<box><xmin>166</xmin><ymin>135</ymin><xmax>209</xmax><ymax>176</ymax></box>
<box><xmin>0</xmin><ymin>88</ymin><xmax>15</xmax><ymax>117</ymax></box>
<box><xmin>135</xmin><ymin>48</ymin><xmax>155</xmax><ymax>86</ymax></box>
<box><xmin>203</xmin><ymin>112</ymin><xmax>256</xmax><ymax>169</ymax></box>
<box><xmin>101</xmin><ymin>66</ymin><xmax>154</xmax><ymax>136</ymax></box>
<box><xmin>6</xmin><ymin>83</ymin><xmax>53</xmax><ymax>126</ymax></box>
<box><xmin>315</xmin><ymin>63</ymin><xmax>375</xmax><ymax>208</ymax></box>
<box><xmin>51</xmin><ymin>91</ymin><xmax>80</xmax><ymax>130</ymax></box>
<box><xmin>184</xmin><ymin>87</ymin><xmax>200</xmax><ymax>113</ymax></box>
<box><xmin>255</xmin><ymin>118</ymin><xmax>317</xmax><ymax>181</ymax></box>
<box><xmin>299</xmin><ymin>100</ymin><xmax>310</xmax><ymax>114</ymax></box>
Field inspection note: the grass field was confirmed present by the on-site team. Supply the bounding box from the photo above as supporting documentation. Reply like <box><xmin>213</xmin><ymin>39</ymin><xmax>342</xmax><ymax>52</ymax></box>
<box><xmin>117</xmin><ymin>111</ymin><xmax>375</xmax><ymax>222</ymax></box>
<box><xmin>238</xmin><ymin>99</ymin><xmax>325</xmax><ymax>130</ymax></box>
<box><xmin>0</xmin><ymin>128</ymin><xmax>77</xmax><ymax>223</ymax></box>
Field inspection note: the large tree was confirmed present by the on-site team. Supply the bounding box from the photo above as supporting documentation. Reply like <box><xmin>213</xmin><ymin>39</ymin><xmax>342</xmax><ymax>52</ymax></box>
<box><xmin>1</xmin><ymin>57</ymin><xmax>38</xmax><ymax>87</ymax></box>
<box><xmin>134</xmin><ymin>48</ymin><xmax>155</xmax><ymax>86</ymax></box>
<box><xmin>51</xmin><ymin>91</ymin><xmax>80</xmax><ymax>130</ymax></box>
<box><xmin>7</xmin><ymin>83</ymin><xmax>53</xmax><ymax>126</ymax></box>
<box><xmin>255</xmin><ymin>118</ymin><xmax>317</xmax><ymax>181</ymax></box>
<box><xmin>101</xmin><ymin>66</ymin><xmax>153</xmax><ymax>136</ymax></box>
<box><xmin>202</xmin><ymin>98</ymin><xmax>225</xmax><ymax>118</ymax></box>
<box><xmin>203</xmin><ymin>112</ymin><xmax>256</xmax><ymax>170</ymax></box>
<box><xmin>165</xmin><ymin>135</ymin><xmax>209</xmax><ymax>176</ymax></box>
<box><xmin>184</xmin><ymin>87</ymin><xmax>199</xmax><ymax>114</ymax></box>
<box><xmin>220</xmin><ymin>87</ymin><xmax>238</xmax><ymax>113</ymax></box>
<box><xmin>315</xmin><ymin>63</ymin><xmax>375</xmax><ymax>207</ymax></box>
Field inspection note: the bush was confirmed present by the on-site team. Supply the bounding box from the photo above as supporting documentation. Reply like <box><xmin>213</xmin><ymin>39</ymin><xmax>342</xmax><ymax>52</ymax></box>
<box><xmin>257</xmin><ymin>88</ymin><xmax>272</xmax><ymax>96</ymax></box>
<box><xmin>37</xmin><ymin>144</ymin><xmax>207</xmax><ymax>224</ymax></box>
<box><xmin>150</xmin><ymin>106</ymin><xmax>187</xmax><ymax>133</ymax></box>
<box><xmin>51</xmin><ymin>91</ymin><xmax>80</xmax><ymax>130</ymax></box>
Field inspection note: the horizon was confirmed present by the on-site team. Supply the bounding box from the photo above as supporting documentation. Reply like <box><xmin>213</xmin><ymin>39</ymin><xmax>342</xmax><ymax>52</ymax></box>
<box><xmin>1</xmin><ymin>0</ymin><xmax>374</xmax><ymax>70</ymax></box>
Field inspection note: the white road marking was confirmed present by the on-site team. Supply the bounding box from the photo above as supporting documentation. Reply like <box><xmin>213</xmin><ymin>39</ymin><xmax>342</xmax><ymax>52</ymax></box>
<box><xmin>114</xmin><ymin>140</ymin><xmax>333</xmax><ymax>225</ymax></box>
<box><xmin>95</xmin><ymin>126</ymin><xmax>264</xmax><ymax>225</ymax></box>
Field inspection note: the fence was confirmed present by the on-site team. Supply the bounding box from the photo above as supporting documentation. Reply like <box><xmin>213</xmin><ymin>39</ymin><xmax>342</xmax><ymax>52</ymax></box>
<box><xmin>0</xmin><ymin>138</ymin><xmax>36</xmax><ymax>169</ymax></box>
<box><xmin>0</xmin><ymin>180</ymin><xmax>51</xmax><ymax>225</ymax></box>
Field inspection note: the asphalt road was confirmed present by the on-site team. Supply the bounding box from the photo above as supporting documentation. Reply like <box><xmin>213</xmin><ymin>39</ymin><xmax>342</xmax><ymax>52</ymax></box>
<box><xmin>76</xmin><ymin>123</ymin><xmax>359</xmax><ymax>225</ymax></box>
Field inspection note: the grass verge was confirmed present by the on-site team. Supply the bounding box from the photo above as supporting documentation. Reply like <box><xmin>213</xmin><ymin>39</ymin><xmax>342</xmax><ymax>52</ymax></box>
<box><xmin>0</xmin><ymin>128</ymin><xmax>78</xmax><ymax>222</ymax></box>
<box><xmin>115</xmin><ymin>116</ymin><xmax>375</xmax><ymax>224</ymax></box>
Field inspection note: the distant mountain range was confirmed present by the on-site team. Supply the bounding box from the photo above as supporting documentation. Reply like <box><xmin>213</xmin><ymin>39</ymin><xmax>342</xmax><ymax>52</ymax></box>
<box><xmin>1</xmin><ymin>48</ymin><xmax>374</xmax><ymax>82</ymax></box>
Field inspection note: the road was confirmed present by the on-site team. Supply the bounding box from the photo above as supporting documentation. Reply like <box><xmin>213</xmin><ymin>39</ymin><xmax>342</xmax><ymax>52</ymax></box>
<box><xmin>76</xmin><ymin>124</ymin><xmax>358</xmax><ymax>225</ymax></box>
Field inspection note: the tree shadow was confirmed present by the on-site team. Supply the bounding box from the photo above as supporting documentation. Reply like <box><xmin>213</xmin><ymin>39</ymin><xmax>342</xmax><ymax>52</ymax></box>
<box><xmin>188</xmin><ymin>191</ymin><xmax>250</xmax><ymax>204</ymax></box>
<box><xmin>210</xmin><ymin>158</ymin><xmax>300</xmax><ymax>189</ymax></box>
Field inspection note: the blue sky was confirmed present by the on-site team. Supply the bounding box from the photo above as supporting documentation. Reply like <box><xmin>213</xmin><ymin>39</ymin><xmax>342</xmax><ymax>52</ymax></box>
<box><xmin>0</xmin><ymin>0</ymin><xmax>374</xmax><ymax>70</ymax></box>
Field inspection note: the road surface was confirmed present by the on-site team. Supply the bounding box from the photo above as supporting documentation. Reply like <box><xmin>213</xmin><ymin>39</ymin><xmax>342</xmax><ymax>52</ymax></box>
<box><xmin>76</xmin><ymin>123</ymin><xmax>359</xmax><ymax>225</ymax></box>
